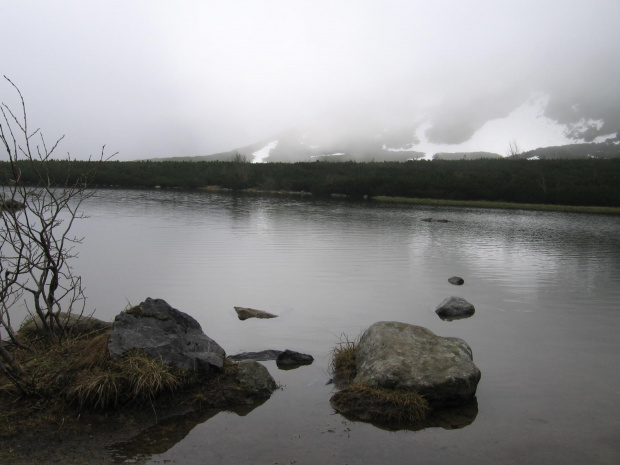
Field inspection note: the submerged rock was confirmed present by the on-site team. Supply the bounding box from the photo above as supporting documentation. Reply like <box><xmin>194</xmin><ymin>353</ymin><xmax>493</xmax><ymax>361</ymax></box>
<box><xmin>353</xmin><ymin>321</ymin><xmax>481</xmax><ymax>406</ymax></box>
<box><xmin>108</xmin><ymin>298</ymin><xmax>226</xmax><ymax>373</ymax></box>
<box><xmin>276</xmin><ymin>349</ymin><xmax>314</xmax><ymax>369</ymax></box>
<box><xmin>234</xmin><ymin>306</ymin><xmax>278</xmax><ymax>320</ymax></box>
<box><xmin>435</xmin><ymin>296</ymin><xmax>475</xmax><ymax>321</ymax></box>
<box><xmin>448</xmin><ymin>276</ymin><xmax>465</xmax><ymax>285</ymax></box>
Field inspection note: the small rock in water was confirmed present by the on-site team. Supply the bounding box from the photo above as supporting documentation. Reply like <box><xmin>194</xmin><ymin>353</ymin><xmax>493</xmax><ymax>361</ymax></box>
<box><xmin>435</xmin><ymin>296</ymin><xmax>475</xmax><ymax>321</ymax></box>
<box><xmin>276</xmin><ymin>349</ymin><xmax>314</xmax><ymax>369</ymax></box>
<box><xmin>448</xmin><ymin>276</ymin><xmax>465</xmax><ymax>285</ymax></box>
<box><xmin>234</xmin><ymin>306</ymin><xmax>278</xmax><ymax>320</ymax></box>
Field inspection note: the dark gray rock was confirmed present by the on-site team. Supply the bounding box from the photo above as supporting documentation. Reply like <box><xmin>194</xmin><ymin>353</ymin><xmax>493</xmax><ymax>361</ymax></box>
<box><xmin>228</xmin><ymin>350</ymin><xmax>283</xmax><ymax>361</ymax></box>
<box><xmin>353</xmin><ymin>321</ymin><xmax>481</xmax><ymax>406</ymax></box>
<box><xmin>234</xmin><ymin>360</ymin><xmax>279</xmax><ymax>396</ymax></box>
<box><xmin>435</xmin><ymin>296</ymin><xmax>475</xmax><ymax>321</ymax></box>
<box><xmin>448</xmin><ymin>276</ymin><xmax>465</xmax><ymax>285</ymax></box>
<box><xmin>276</xmin><ymin>349</ymin><xmax>314</xmax><ymax>369</ymax></box>
<box><xmin>108</xmin><ymin>298</ymin><xmax>226</xmax><ymax>373</ymax></box>
<box><xmin>234</xmin><ymin>306</ymin><xmax>278</xmax><ymax>320</ymax></box>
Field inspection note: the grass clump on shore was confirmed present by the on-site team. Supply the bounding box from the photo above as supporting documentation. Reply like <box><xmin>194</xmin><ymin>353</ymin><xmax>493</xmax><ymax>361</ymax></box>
<box><xmin>0</xmin><ymin>330</ymin><xmax>192</xmax><ymax>411</ymax></box>
<box><xmin>329</xmin><ymin>334</ymin><xmax>358</xmax><ymax>388</ymax></box>
<box><xmin>66</xmin><ymin>342</ymin><xmax>186</xmax><ymax>410</ymax></box>
<box><xmin>0</xmin><ymin>326</ymin><xmax>253</xmax><ymax>439</ymax></box>
<box><xmin>329</xmin><ymin>334</ymin><xmax>429</xmax><ymax>425</ymax></box>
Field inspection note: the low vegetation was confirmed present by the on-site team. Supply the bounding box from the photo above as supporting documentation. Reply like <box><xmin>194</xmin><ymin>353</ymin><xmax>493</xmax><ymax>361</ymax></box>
<box><xmin>329</xmin><ymin>335</ymin><xmax>429</xmax><ymax>426</ymax></box>
<box><xmin>2</xmin><ymin>157</ymin><xmax>620</xmax><ymax>208</ymax></box>
<box><xmin>329</xmin><ymin>334</ymin><xmax>358</xmax><ymax>388</ymax></box>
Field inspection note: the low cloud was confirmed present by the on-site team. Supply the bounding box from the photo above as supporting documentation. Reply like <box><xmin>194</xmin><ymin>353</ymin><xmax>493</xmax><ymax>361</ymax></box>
<box><xmin>1</xmin><ymin>1</ymin><xmax>618</xmax><ymax>161</ymax></box>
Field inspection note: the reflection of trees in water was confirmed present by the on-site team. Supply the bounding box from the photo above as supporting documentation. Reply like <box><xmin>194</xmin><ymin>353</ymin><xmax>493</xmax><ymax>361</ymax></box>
<box><xmin>109</xmin><ymin>401</ymin><xmax>267</xmax><ymax>463</ymax></box>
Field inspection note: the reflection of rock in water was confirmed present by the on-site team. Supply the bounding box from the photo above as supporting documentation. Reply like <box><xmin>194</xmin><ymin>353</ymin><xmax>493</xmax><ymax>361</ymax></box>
<box><xmin>336</xmin><ymin>397</ymin><xmax>478</xmax><ymax>432</ymax></box>
<box><xmin>108</xmin><ymin>401</ymin><xmax>267</xmax><ymax>463</ymax></box>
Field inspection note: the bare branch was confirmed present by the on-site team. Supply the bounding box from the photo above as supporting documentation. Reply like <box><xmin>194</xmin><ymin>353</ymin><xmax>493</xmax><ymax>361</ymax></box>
<box><xmin>1</xmin><ymin>76</ymin><xmax>115</xmax><ymax>391</ymax></box>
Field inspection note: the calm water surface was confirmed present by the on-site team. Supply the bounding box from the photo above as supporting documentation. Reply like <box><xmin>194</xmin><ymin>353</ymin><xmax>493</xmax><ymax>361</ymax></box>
<box><xmin>71</xmin><ymin>189</ymin><xmax>620</xmax><ymax>465</ymax></box>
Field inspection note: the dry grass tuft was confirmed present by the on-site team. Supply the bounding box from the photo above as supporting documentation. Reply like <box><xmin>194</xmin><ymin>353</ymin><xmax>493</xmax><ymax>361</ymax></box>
<box><xmin>68</xmin><ymin>368</ymin><xmax>123</xmax><ymax>410</ymax></box>
<box><xmin>65</xmin><ymin>351</ymin><xmax>192</xmax><ymax>410</ymax></box>
<box><xmin>124</xmin><ymin>305</ymin><xmax>143</xmax><ymax>316</ymax></box>
<box><xmin>329</xmin><ymin>334</ymin><xmax>358</xmax><ymax>388</ymax></box>
<box><xmin>67</xmin><ymin>332</ymin><xmax>111</xmax><ymax>370</ymax></box>
<box><xmin>330</xmin><ymin>384</ymin><xmax>429</xmax><ymax>425</ymax></box>
<box><xmin>117</xmin><ymin>353</ymin><xmax>183</xmax><ymax>401</ymax></box>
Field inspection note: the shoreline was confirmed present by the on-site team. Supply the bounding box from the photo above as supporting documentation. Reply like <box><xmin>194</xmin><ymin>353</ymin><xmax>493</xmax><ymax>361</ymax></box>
<box><xmin>371</xmin><ymin>195</ymin><xmax>620</xmax><ymax>215</ymax></box>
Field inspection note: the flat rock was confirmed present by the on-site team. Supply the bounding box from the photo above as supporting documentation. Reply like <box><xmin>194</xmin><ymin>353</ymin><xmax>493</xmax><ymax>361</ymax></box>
<box><xmin>234</xmin><ymin>306</ymin><xmax>278</xmax><ymax>320</ymax></box>
<box><xmin>108</xmin><ymin>298</ymin><xmax>226</xmax><ymax>373</ymax></box>
<box><xmin>353</xmin><ymin>321</ymin><xmax>481</xmax><ymax>406</ymax></box>
<box><xmin>448</xmin><ymin>276</ymin><xmax>465</xmax><ymax>285</ymax></box>
<box><xmin>228</xmin><ymin>350</ymin><xmax>283</xmax><ymax>361</ymax></box>
<box><xmin>435</xmin><ymin>296</ymin><xmax>475</xmax><ymax>321</ymax></box>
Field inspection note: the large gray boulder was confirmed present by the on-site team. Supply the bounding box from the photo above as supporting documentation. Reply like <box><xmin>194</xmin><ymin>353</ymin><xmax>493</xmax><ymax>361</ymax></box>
<box><xmin>435</xmin><ymin>296</ymin><xmax>475</xmax><ymax>321</ymax></box>
<box><xmin>353</xmin><ymin>321</ymin><xmax>481</xmax><ymax>406</ymax></box>
<box><xmin>108</xmin><ymin>298</ymin><xmax>226</xmax><ymax>373</ymax></box>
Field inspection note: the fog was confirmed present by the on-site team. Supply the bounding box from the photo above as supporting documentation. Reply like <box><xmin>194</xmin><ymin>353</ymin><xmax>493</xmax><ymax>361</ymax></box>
<box><xmin>2</xmin><ymin>1</ymin><xmax>619</xmax><ymax>161</ymax></box>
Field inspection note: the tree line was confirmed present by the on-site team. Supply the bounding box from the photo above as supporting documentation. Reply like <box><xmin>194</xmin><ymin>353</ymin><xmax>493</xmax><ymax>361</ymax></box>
<box><xmin>2</xmin><ymin>157</ymin><xmax>620</xmax><ymax>207</ymax></box>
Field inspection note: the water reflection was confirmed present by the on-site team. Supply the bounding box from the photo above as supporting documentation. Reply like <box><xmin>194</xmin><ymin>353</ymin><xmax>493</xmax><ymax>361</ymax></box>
<box><xmin>109</xmin><ymin>401</ymin><xmax>268</xmax><ymax>464</ymax></box>
<box><xmin>72</xmin><ymin>190</ymin><xmax>620</xmax><ymax>465</ymax></box>
<box><xmin>336</xmin><ymin>397</ymin><xmax>479</xmax><ymax>432</ymax></box>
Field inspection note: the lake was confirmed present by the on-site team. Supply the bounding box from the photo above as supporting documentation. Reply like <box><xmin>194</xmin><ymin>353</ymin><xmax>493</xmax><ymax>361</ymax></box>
<box><xmin>71</xmin><ymin>189</ymin><xmax>620</xmax><ymax>464</ymax></box>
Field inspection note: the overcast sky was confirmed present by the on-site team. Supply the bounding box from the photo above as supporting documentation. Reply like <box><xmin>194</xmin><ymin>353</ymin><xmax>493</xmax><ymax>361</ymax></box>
<box><xmin>2</xmin><ymin>1</ymin><xmax>619</xmax><ymax>161</ymax></box>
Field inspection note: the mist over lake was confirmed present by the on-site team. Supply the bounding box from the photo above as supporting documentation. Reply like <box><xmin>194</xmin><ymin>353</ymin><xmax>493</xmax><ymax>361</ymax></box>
<box><xmin>66</xmin><ymin>189</ymin><xmax>620</xmax><ymax>464</ymax></box>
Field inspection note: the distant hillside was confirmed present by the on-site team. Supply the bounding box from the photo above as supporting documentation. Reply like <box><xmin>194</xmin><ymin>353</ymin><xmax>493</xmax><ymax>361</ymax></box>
<box><xmin>148</xmin><ymin>133</ymin><xmax>620</xmax><ymax>164</ymax></box>
<box><xmin>149</xmin><ymin>126</ymin><xmax>426</xmax><ymax>163</ymax></box>
<box><xmin>512</xmin><ymin>142</ymin><xmax>620</xmax><ymax>160</ymax></box>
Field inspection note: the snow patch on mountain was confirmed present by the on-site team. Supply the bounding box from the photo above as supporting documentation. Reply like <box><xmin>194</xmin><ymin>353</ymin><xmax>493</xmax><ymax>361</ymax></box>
<box><xmin>252</xmin><ymin>140</ymin><xmax>279</xmax><ymax>163</ymax></box>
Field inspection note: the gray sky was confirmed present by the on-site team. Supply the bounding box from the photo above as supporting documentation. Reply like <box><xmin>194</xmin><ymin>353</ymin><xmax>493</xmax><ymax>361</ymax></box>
<box><xmin>2</xmin><ymin>0</ymin><xmax>619</xmax><ymax>160</ymax></box>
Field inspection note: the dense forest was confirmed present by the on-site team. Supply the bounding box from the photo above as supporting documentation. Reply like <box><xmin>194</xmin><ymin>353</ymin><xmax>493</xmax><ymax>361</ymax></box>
<box><xmin>2</xmin><ymin>158</ymin><xmax>620</xmax><ymax>207</ymax></box>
